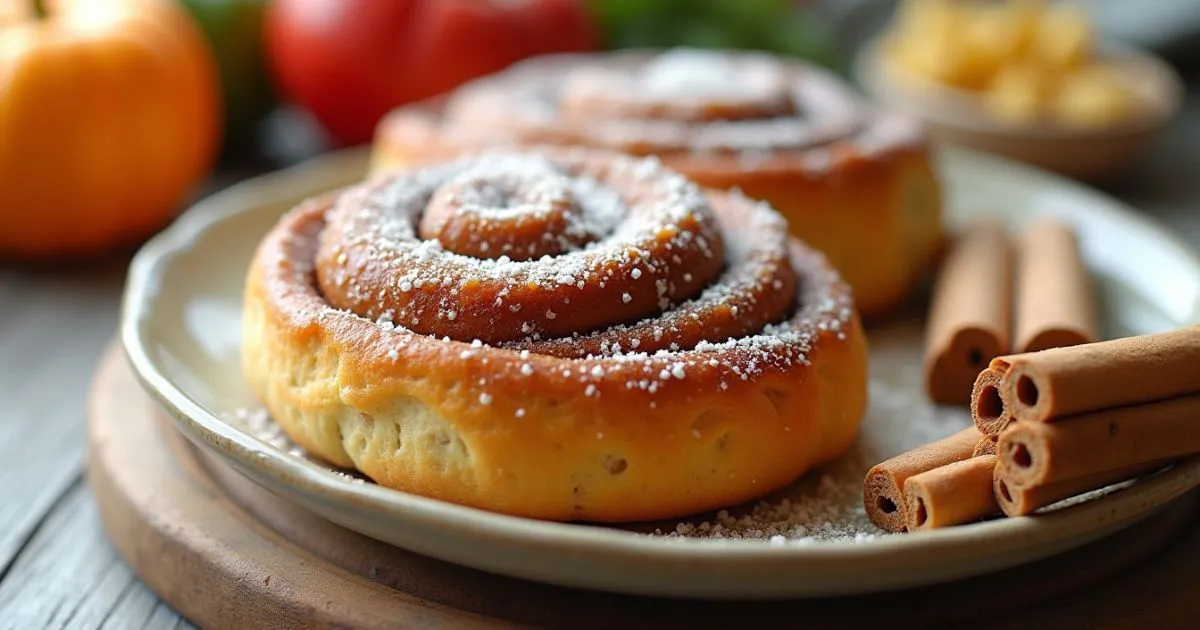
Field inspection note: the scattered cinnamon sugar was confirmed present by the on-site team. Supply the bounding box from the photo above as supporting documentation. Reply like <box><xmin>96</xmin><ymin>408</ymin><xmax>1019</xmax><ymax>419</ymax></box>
<box><xmin>226</xmin><ymin>406</ymin><xmax>303</xmax><ymax>457</ymax></box>
<box><xmin>653</xmin><ymin>465</ymin><xmax>887</xmax><ymax>543</ymax></box>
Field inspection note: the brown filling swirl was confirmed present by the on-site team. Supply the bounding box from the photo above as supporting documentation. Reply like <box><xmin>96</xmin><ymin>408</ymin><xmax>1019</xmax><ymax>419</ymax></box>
<box><xmin>437</xmin><ymin>49</ymin><xmax>871</xmax><ymax>156</ymax></box>
<box><xmin>314</xmin><ymin>150</ymin><xmax>799</xmax><ymax>357</ymax></box>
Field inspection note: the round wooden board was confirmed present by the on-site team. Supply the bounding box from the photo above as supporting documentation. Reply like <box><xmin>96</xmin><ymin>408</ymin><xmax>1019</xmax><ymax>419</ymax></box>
<box><xmin>88</xmin><ymin>340</ymin><xmax>1200</xmax><ymax>629</ymax></box>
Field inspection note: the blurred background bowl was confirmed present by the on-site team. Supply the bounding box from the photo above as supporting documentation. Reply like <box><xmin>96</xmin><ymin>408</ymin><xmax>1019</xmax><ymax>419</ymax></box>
<box><xmin>854</xmin><ymin>35</ymin><xmax>1185</xmax><ymax>182</ymax></box>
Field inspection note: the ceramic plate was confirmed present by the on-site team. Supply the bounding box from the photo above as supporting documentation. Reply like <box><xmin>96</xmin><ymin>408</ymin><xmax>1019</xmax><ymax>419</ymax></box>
<box><xmin>121</xmin><ymin>147</ymin><xmax>1200</xmax><ymax>599</ymax></box>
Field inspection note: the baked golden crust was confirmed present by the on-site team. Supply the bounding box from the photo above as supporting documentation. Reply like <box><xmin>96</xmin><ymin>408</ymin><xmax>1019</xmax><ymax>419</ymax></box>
<box><xmin>372</xmin><ymin>49</ymin><xmax>944</xmax><ymax>318</ymax></box>
<box><xmin>242</xmin><ymin>150</ymin><xmax>868</xmax><ymax>522</ymax></box>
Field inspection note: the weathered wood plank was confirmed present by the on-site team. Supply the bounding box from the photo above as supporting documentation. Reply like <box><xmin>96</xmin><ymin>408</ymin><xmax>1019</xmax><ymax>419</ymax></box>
<box><xmin>0</xmin><ymin>483</ymin><xmax>191</xmax><ymax>629</ymax></box>
<box><xmin>0</xmin><ymin>172</ymin><xmax>243</xmax><ymax>627</ymax></box>
<box><xmin>0</xmin><ymin>262</ymin><xmax>126</xmax><ymax>581</ymax></box>
<box><xmin>139</xmin><ymin>602</ymin><xmax>194</xmax><ymax>630</ymax></box>
<box><xmin>94</xmin><ymin>570</ymin><xmax>195</xmax><ymax>630</ymax></box>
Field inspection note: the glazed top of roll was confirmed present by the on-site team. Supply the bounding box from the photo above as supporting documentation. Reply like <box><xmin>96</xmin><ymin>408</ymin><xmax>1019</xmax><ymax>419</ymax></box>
<box><xmin>263</xmin><ymin>148</ymin><xmax>855</xmax><ymax>407</ymax></box>
<box><xmin>376</xmin><ymin>48</ymin><xmax>928</xmax><ymax>177</ymax></box>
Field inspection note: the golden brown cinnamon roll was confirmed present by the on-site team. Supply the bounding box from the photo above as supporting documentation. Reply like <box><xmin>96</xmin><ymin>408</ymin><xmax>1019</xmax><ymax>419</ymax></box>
<box><xmin>373</xmin><ymin>48</ymin><xmax>944</xmax><ymax>318</ymax></box>
<box><xmin>243</xmin><ymin>149</ymin><xmax>867</xmax><ymax>522</ymax></box>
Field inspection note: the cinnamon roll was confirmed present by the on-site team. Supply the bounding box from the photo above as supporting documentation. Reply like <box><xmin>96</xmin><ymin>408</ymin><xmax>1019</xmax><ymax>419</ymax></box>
<box><xmin>243</xmin><ymin>149</ymin><xmax>868</xmax><ymax>522</ymax></box>
<box><xmin>372</xmin><ymin>48</ymin><xmax>944</xmax><ymax>318</ymax></box>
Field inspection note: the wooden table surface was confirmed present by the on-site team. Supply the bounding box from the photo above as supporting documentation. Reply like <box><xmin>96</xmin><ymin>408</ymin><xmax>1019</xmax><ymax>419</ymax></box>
<box><xmin>2</xmin><ymin>88</ymin><xmax>1198</xmax><ymax>629</ymax></box>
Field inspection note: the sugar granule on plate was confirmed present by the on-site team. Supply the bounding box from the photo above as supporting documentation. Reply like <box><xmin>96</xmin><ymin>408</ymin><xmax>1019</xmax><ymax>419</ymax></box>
<box><xmin>648</xmin><ymin>453</ymin><xmax>891</xmax><ymax>544</ymax></box>
<box><xmin>225</xmin><ymin>406</ymin><xmax>294</xmax><ymax>451</ymax></box>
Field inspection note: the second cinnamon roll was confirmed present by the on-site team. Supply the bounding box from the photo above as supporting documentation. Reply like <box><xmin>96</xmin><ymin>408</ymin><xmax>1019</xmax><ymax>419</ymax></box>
<box><xmin>372</xmin><ymin>48</ymin><xmax>944</xmax><ymax>318</ymax></box>
<box><xmin>243</xmin><ymin>148</ymin><xmax>868</xmax><ymax>522</ymax></box>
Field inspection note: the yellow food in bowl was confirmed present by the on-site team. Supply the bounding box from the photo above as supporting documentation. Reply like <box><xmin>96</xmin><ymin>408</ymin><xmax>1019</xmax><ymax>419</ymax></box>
<box><xmin>885</xmin><ymin>0</ymin><xmax>1139</xmax><ymax>128</ymax></box>
<box><xmin>1053</xmin><ymin>67</ymin><xmax>1136</xmax><ymax>128</ymax></box>
<box><xmin>984</xmin><ymin>64</ymin><xmax>1051</xmax><ymax>124</ymax></box>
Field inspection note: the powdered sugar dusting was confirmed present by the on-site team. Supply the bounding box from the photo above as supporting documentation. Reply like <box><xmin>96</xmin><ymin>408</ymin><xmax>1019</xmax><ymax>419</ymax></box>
<box><xmin>640</xmin><ymin>49</ymin><xmax>754</xmax><ymax>100</ymax></box>
<box><xmin>564</xmin><ymin>48</ymin><xmax>795</xmax><ymax>120</ymax></box>
<box><xmin>421</xmin><ymin>154</ymin><xmax>627</xmax><ymax>258</ymax></box>
<box><xmin>316</xmin><ymin>150</ymin><xmax>730</xmax><ymax>345</ymax></box>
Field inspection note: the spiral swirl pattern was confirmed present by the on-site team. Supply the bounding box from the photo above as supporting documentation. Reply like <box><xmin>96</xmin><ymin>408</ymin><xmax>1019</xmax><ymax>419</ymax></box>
<box><xmin>380</xmin><ymin>49</ymin><xmax>923</xmax><ymax>165</ymax></box>
<box><xmin>316</xmin><ymin>151</ymin><xmax>814</xmax><ymax>359</ymax></box>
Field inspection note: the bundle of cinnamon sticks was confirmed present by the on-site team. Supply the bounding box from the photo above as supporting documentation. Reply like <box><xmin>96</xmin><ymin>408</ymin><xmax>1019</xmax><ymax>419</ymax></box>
<box><xmin>924</xmin><ymin>218</ymin><xmax>1097</xmax><ymax>405</ymax></box>
<box><xmin>989</xmin><ymin>327</ymin><xmax>1200</xmax><ymax>516</ymax></box>
<box><xmin>865</xmin><ymin>215</ymin><xmax>1200</xmax><ymax>533</ymax></box>
<box><xmin>866</xmin><ymin>326</ymin><xmax>1200</xmax><ymax>532</ymax></box>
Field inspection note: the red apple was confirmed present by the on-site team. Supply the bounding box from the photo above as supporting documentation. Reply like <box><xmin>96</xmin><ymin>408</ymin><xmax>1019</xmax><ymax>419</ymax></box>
<box><xmin>265</xmin><ymin>0</ymin><xmax>597</xmax><ymax>146</ymax></box>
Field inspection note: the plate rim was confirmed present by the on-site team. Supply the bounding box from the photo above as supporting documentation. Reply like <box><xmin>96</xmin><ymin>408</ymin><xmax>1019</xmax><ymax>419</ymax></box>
<box><xmin>119</xmin><ymin>145</ymin><xmax>1200</xmax><ymax>588</ymax></box>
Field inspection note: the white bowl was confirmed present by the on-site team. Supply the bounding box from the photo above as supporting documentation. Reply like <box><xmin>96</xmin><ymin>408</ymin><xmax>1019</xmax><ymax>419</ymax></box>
<box><xmin>855</xmin><ymin>36</ymin><xmax>1185</xmax><ymax>180</ymax></box>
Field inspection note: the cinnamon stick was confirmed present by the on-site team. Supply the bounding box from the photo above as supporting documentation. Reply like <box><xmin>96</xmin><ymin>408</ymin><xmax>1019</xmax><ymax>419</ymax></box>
<box><xmin>904</xmin><ymin>455</ymin><xmax>1000</xmax><ymax>530</ymax></box>
<box><xmin>924</xmin><ymin>220</ymin><xmax>1012</xmax><ymax>405</ymax></box>
<box><xmin>971</xmin><ymin>366</ymin><xmax>1013</xmax><ymax>436</ymax></box>
<box><xmin>864</xmin><ymin>427</ymin><xmax>980</xmax><ymax>532</ymax></box>
<box><xmin>996</xmin><ymin>393</ymin><xmax>1200</xmax><ymax>487</ymax></box>
<box><xmin>973</xmin><ymin>435</ymin><xmax>998</xmax><ymax>456</ymax></box>
<box><xmin>1013</xmin><ymin>219</ymin><xmax>1097</xmax><ymax>353</ymax></box>
<box><xmin>1001</xmin><ymin>327</ymin><xmax>1200</xmax><ymax>423</ymax></box>
<box><xmin>993</xmin><ymin>460</ymin><xmax>1171</xmax><ymax>517</ymax></box>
